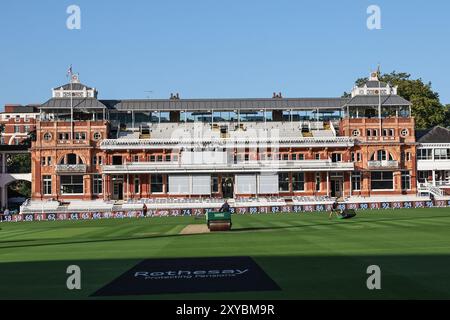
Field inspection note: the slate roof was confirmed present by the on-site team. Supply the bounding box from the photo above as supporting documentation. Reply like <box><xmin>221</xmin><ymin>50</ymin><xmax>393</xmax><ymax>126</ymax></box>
<box><xmin>40</xmin><ymin>98</ymin><xmax>107</xmax><ymax>109</ymax></box>
<box><xmin>344</xmin><ymin>95</ymin><xmax>411</xmax><ymax>107</ymax></box>
<box><xmin>416</xmin><ymin>126</ymin><xmax>450</xmax><ymax>143</ymax></box>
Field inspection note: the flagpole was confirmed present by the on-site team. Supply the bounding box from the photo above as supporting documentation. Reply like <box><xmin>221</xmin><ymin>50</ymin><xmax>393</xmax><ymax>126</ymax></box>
<box><xmin>69</xmin><ymin>66</ymin><xmax>74</xmax><ymax>142</ymax></box>
<box><xmin>377</xmin><ymin>67</ymin><xmax>382</xmax><ymax>140</ymax></box>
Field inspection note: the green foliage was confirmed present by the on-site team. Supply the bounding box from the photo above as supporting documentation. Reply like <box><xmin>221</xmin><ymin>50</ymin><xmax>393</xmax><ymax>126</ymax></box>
<box><xmin>7</xmin><ymin>180</ymin><xmax>31</xmax><ymax>198</ymax></box>
<box><xmin>6</xmin><ymin>154</ymin><xmax>31</xmax><ymax>174</ymax></box>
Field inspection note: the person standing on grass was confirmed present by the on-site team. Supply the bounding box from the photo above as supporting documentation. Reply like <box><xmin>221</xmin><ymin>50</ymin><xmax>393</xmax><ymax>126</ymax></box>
<box><xmin>219</xmin><ymin>200</ymin><xmax>230</xmax><ymax>213</ymax></box>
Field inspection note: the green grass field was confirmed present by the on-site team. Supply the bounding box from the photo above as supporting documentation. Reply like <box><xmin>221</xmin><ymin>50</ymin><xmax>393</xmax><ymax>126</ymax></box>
<box><xmin>1</xmin><ymin>208</ymin><xmax>450</xmax><ymax>300</ymax></box>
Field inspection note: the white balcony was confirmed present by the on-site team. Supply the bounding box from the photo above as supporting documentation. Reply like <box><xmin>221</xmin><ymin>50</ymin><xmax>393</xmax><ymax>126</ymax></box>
<box><xmin>56</xmin><ymin>164</ymin><xmax>87</xmax><ymax>174</ymax></box>
<box><xmin>100</xmin><ymin>136</ymin><xmax>354</xmax><ymax>150</ymax></box>
<box><xmin>367</xmin><ymin>160</ymin><xmax>399</xmax><ymax>169</ymax></box>
<box><xmin>101</xmin><ymin>160</ymin><xmax>354</xmax><ymax>174</ymax></box>
<box><xmin>418</xmin><ymin>160</ymin><xmax>450</xmax><ymax>171</ymax></box>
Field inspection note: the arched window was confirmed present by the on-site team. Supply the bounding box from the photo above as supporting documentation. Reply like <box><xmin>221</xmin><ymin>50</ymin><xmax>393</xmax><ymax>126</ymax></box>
<box><xmin>60</xmin><ymin>153</ymin><xmax>84</xmax><ymax>165</ymax></box>
<box><xmin>370</xmin><ymin>150</ymin><xmax>394</xmax><ymax>161</ymax></box>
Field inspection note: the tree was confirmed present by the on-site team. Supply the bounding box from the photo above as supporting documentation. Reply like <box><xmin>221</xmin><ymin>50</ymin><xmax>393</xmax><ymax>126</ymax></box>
<box><xmin>444</xmin><ymin>105</ymin><xmax>450</xmax><ymax>128</ymax></box>
<box><xmin>346</xmin><ymin>71</ymin><xmax>446</xmax><ymax>129</ymax></box>
<box><xmin>20</xmin><ymin>130</ymin><xmax>36</xmax><ymax>147</ymax></box>
<box><xmin>6</xmin><ymin>154</ymin><xmax>31</xmax><ymax>174</ymax></box>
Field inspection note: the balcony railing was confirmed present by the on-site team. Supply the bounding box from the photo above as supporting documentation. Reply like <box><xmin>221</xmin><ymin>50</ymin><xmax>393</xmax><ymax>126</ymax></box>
<box><xmin>367</xmin><ymin>160</ymin><xmax>399</xmax><ymax>169</ymax></box>
<box><xmin>100</xmin><ymin>136</ymin><xmax>354</xmax><ymax>150</ymax></box>
<box><xmin>101</xmin><ymin>160</ymin><xmax>354</xmax><ymax>174</ymax></box>
<box><xmin>55</xmin><ymin>164</ymin><xmax>87</xmax><ymax>173</ymax></box>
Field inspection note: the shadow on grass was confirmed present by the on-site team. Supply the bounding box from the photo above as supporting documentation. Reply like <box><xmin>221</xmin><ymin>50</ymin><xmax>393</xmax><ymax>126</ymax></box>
<box><xmin>0</xmin><ymin>255</ymin><xmax>449</xmax><ymax>300</ymax></box>
<box><xmin>1</xmin><ymin>213</ymin><xmax>450</xmax><ymax>250</ymax></box>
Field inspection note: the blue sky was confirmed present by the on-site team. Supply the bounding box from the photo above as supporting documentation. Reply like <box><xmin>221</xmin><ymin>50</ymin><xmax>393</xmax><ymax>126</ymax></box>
<box><xmin>1</xmin><ymin>0</ymin><xmax>449</xmax><ymax>109</ymax></box>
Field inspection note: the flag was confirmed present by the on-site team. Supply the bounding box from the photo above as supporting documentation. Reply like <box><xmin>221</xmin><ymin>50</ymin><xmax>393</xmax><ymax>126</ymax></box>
<box><xmin>67</xmin><ymin>65</ymin><xmax>73</xmax><ymax>77</ymax></box>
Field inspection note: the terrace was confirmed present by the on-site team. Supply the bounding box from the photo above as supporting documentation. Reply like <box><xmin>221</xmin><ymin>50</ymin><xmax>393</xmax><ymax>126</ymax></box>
<box><xmin>101</xmin><ymin>159</ymin><xmax>355</xmax><ymax>174</ymax></box>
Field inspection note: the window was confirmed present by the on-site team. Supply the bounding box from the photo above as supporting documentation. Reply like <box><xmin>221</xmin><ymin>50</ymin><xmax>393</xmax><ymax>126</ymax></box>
<box><xmin>60</xmin><ymin>175</ymin><xmax>84</xmax><ymax>194</ymax></box>
<box><xmin>24</xmin><ymin>126</ymin><xmax>30</xmax><ymax>133</ymax></box>
<box><xmin>434</xmin><ymin>149</ymin><xmax>450</xmax><ymax>160</ymax></box>
<box><xmin>352</xmin><ymin>172</ymin><xmax>361</xmax><ymax>191</ymax></box>
<box><xmin>282</xmin><ymin>154</ymin><xmax>289</xmax><ymax>161</ymax></box>
<box><xmin>47</xmin><ymin>157</ymin><xmax>52</xmax><ymax>166</ymax></box>
<box><xmin>245</xmin><ymin>154</ymin><xmax>250</xmax><ymax>162</ymax></box>
<box><xmin>315</xmin><ymin>153</ymin><xmax>320</xmax><ymax>160</ymax></box>
<box><xmin>401</xmin><ymin>152</ymin><xmax>411</xmax><ymax>162</ymax></box>
<box><xmin>93</xmin><ymin>132</ymin><xmax>102</xmax><ymax>140</ymax></box>
<box><xmin>112</xmin><ymin>156</ymin><xmax>122</xmax><ymax>165</ymax></box>
<box><xmin>331</xmin><ymin>153</ymin><xmax>342</xmax><ymax>163</ymax></box>
<box><xmin>165</xmin><ymin>155</ymin><xmax>171</xmax><ymax>162</ymax></box>
<box><xmin>292</xmin><ymin>173</ymin><xmax>305</xmax><ymax>191</ymax></box>
<box><xmin>151</xmin><ymin>174</ymin><xmax>164</xmax><ymax>193</ymax></box>
<box><xmin>351</xmin><ymin>152</ymin><xmax>362</xmax><ymax>162</ymax></box>
<box><xmin>315</xmin><ymin>173</ymin><xmax>321</xmax><ymax>191</ymax></box>
<box><xmin>41</xmin><ymin>157</ymin><xmax>46</xmax><ymax>166</ymax></box>
<box><xmin>58</xmin><ymin>133</ymin><xmax>70</xmax><ymax>140</ymax></box>
<box><xmin>211</xmin><ymin>175</ymin><xmax>219</xmax><ymax>193</ymax></box>
<box><xmin>14</xmin><ymin>126</ymin><xmax>20</xmax><ymax>133</ymax></box>
<box><xmin>133</xmin><ymin>155</ymin><xmax>139</xmax><ymax>162</ymax></box>
<box><xmin>371</xmin><ymin>171</ymin><xmax>394</xmax><ymax>190</ymax></box>
<box><xmin>291</xmin><ymin>154</ymin><xmax>297</xmax><ymax>161</ymax></box>
<box><xmin>150</xmin><ymin>155</ymin><xmax>156</xmax><ymax>162</ymax></box>
<box><xmin>418</xmin><ymin>171</ymin><xmax>431</xmax><ymax>183</ymax></box>
<box><xmin>93</xmin><ymin>156</ymin><xmax>97</xmax><ymax>165</ymax></box>
<box><xmin>401</xmin><ymin>171</ymin><xmax>411</xmax><ymax>190</ymax></box>
<box><xmin>43</xmin><ymin>175</ymin><xmax>52</xmax><ymax>195</ymax></box>
<box><xmin>75</xmin><ymin>132</ymin><xmax>86</xmax><ymax>140</ymax></box>
<box><xmin>417</xmin><ymin>149</ymin><xmax>432</xmax><ymax>160</ymax></box>
<box><xmin>66</xmin><ymin>153</ymin><xmax>78</xmax><ymax>165</ymax></box>
<box><xmin>134</xmin><ymin>177</ymin><xmax>140</xmax><ymax>194</ymax></box>
<box><xmin>366</xmin><ymin>129</ymin><xmax>372</xmax><ymax>137</ymax></box>
<box><xmin>371</xmin><ymin>150</ymin><xmax>393</xmax><ymax>161</ymax></box>
<box><xmin>400</xmin><ymin>129</ymin><xmax>409</xmax><ymax>137</ymax></box>
<box><xmin>279</xmin><ymin>173</ymin><xmax>290</xmax><ymax>192</ymax></box>
<box><xmin>92</xmin><ymin>175</ymin><xmax>103</xmax><ymax>195</ymax></box>
<box><xmin>98</xmin><ymin>156</ymin><xmax>102</xmax><ymax>165</ymax></box>
<box><xmin>157</xmin><ymin>155</ymin><xmax>163</xmax><ymax>162</ymax></box>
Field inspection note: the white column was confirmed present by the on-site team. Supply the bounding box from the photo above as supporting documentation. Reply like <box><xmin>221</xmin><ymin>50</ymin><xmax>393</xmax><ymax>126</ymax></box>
<box><xmin>432</xmin><ymin>170</ymin><xmax>436</xmax><ymax>186</ymax></box>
